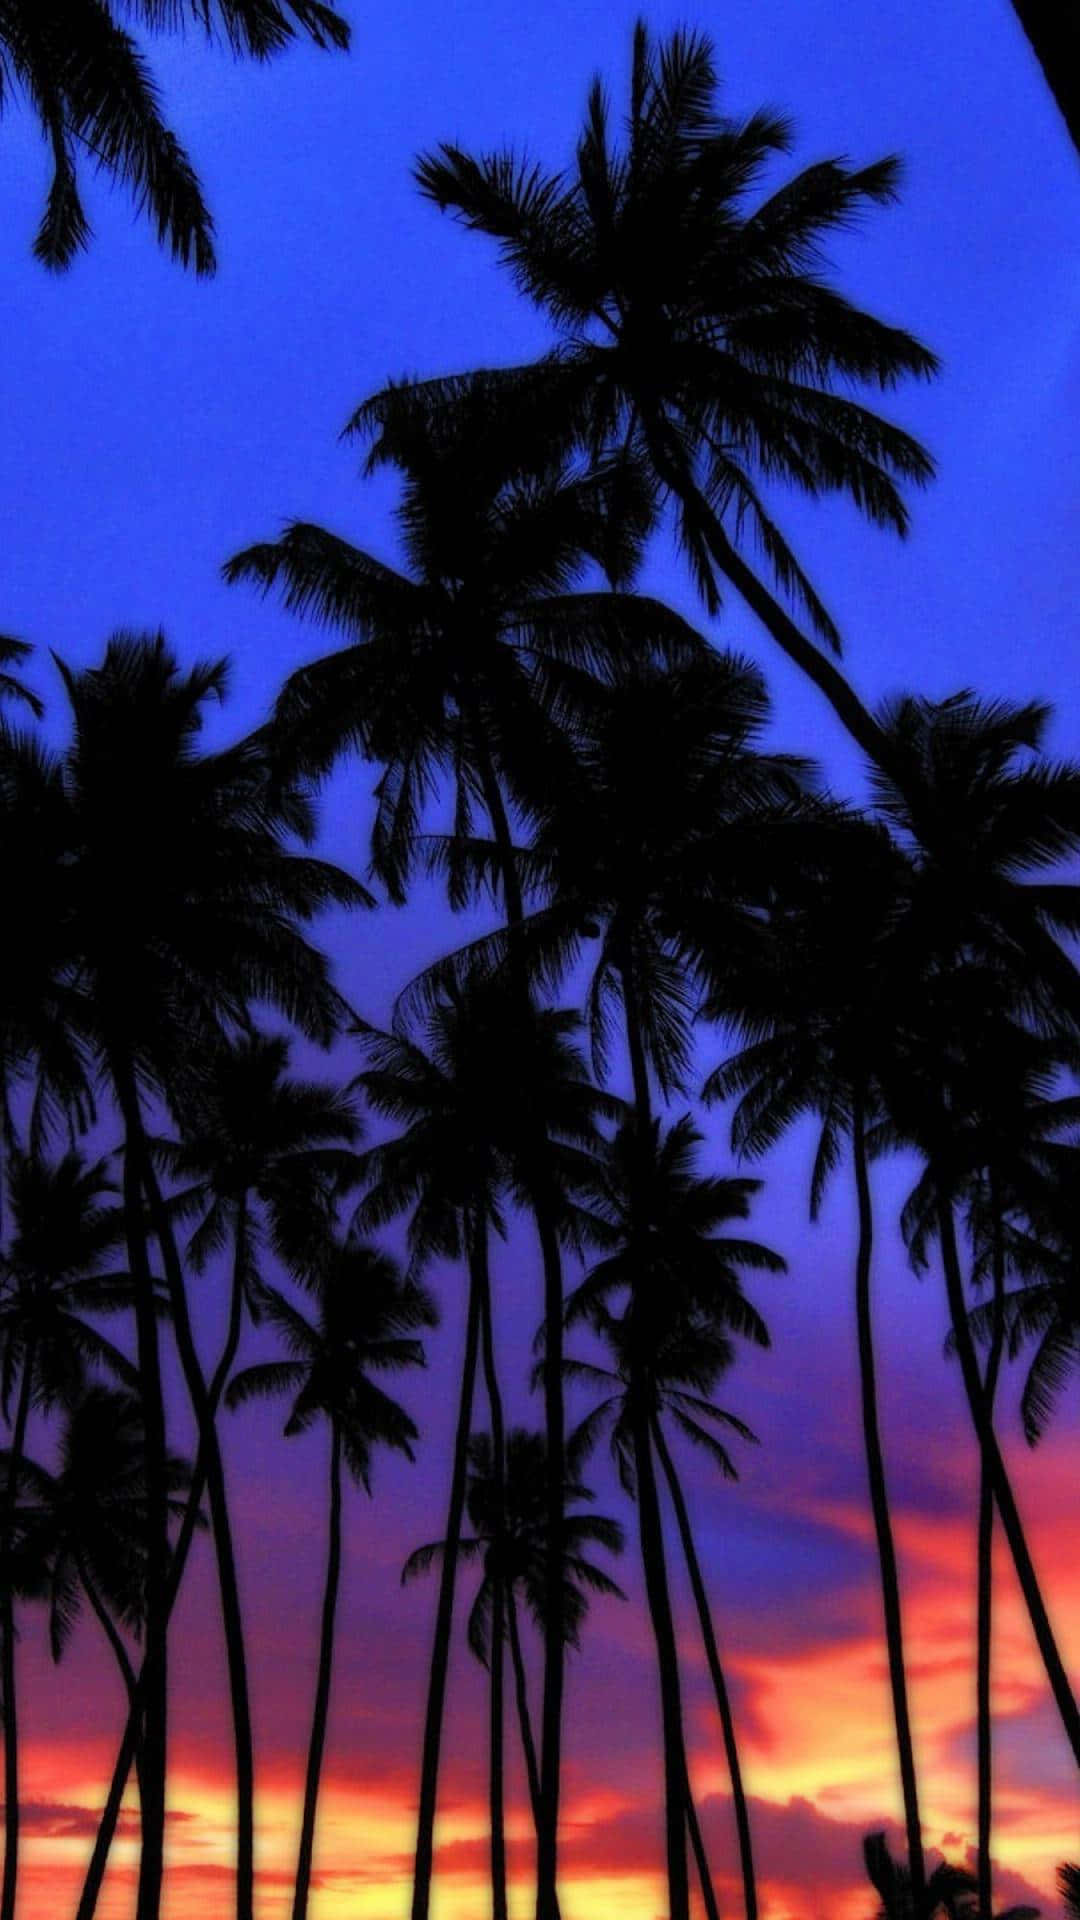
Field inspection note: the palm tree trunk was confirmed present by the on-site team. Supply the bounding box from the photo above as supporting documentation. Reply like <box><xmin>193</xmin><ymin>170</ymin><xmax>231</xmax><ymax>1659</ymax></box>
<box><xmin>977</xmin><ymin>1204</ymin><xmax>1007</xmax><ymax>1920</ymax></box>
<box><xmin>936</xmin><ymin>1190</ymin><xmax>1080</xmax><ymax>1765</ymax></box>
<box><xmin>140</xmin><ymin>1159</ymin><xmax>256</xmax><ymax>1920</ymax></box>
<box><xmin>476</xmin><ymin>1225</ymin><xmax>509</xmax><ymax>1920</ymax></box>
<box><xmin>1</xmin><ymin>1350</ymin><xmax>35</xmax><ymax>1920</ymax></box>
<box><xmin>852</xmin><ymin>1088</ymin><xmax>925</xmax><ymax>1900</ymax></box>
<box><xmin>77</xmin><ymin>1556</ymin><xmax>152</xmax><ymax>1821</ymax></box>
<box><xmin>644</xmin><ymin>431</ymin><xmax>892</xmax><ymax>773</ymax></box>
<box><xmin>617</xmin><ymin>934</ymin><xmax>699</xmax><ymax>1920</ymax></box>
<box><xmin>471</xmin><ymin>741</ymin><xmax>565</xmax><ymax>1920</ymax></box>
<box><xmin>292</xmin><ymin>1421</ymin><xmax>343</xmax><ymax>1920</ymax></box>
<box><xmin>703</xmin><ymin>519</ymin><xmax>890</xmax><ymax>768</ymax></box>
<box><xmin>76</xmin><ymin>1708</ymin><xmax>141</xmax><ymax>1920</ymax></box>
<box><xmin>507</xmin><ymin>1591</ymin><xmax>542</xmax><ymax>1827</ymax></box>
<box><xmin>685</xmin><ymin>1778</ymin><xmax>722</xmax><ymax>1920</ymax></box>
<box><xmin>651</xmin><ymin>1414</ymin><xmax>758</xmax><ymax>1920</ymax></box>
<box><xmin>411</xmin><ymin>1252</ymin><xmax>483</xmax><ymax>1920</ymax></box>
<box><xmin>75</xmin><ymin>1199</ymin><xmax>252</xmax><ymax>1920</ymax></box>
<box><xmin>110</xmin><ymin>1053</ymin><xmax>169</xmax><ymax>1920</ymax></box>
<box><xmin>630</xmin><ymin>1394</ymin><xmax>692</xmax><ymax>1920</ymax></box>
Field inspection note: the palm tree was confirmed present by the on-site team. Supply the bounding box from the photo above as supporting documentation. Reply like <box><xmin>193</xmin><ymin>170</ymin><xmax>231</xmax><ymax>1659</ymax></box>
<box><xmin>103</xmin><ymin>1029</ymin><xmax>362</xmax><ymax>1920</ymax></box>
<box><xmin>13</xmin><ymin>1386</ymin><xmax>195</xmax><ymax>1716</ymax></box>
<box><xmin>404</xmin><ymin>1426</ymin><xmax>624</xmax><ymax>1910</ymax></box>
<box><xmin>862</xmin><ymin>1832</ymin><xmax>979</xmax><ymax>1920</ymax></box>
<box><xmin>866</xmin><ymin>690</ymin><xmax>1080</xmax><ymax>1774</ymax></box>
<box><xmin>565</xmin><ymin>1114</ymin><xmax>778</xmax><ymax>1920</ymax></box>
<box><xmin>0</xmin><ymin>0</ymin><xmax>348</xmax><ymax>273</ymax></box>
<box><xmin>704</xmin><ymin>822</ymin><xmax>932</xmax><ymax>1899</ymax></box>
<box><xmin>0</xmin><ymin>1146</ymin><xmax>133</xmax><ymax>1920</ymax></box>
<box><xmin>899</xmin><ymin>1031</ymin><xmax>1080</xmax><ymax>1920</ymax></box>
<box><xmin>28</xmin><ymin>631</ymin><xmax>367</xmax><ymax>1920</ymax></box>
<box><xmin>411</xmin><ymin>21</ymin><xmax>938</xmax><ymax>766</ymax></box>
<box><xmin>351</xmin><ymin>978</ymin><xmax>614</xmax><ymax>1920</ymax></box>
<box><xmin>226</xmin><ymin>1239</ymin><xmax>435</xmax><ymax>1920</ymax></box>
<box><xmin>224</xmin><ymin>387</ymin><xmax>702</xmax><ymax>1920</ymax></box>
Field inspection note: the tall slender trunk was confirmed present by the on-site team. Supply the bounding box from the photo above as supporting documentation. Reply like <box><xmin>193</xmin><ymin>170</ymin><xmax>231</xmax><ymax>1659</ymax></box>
<box><xmin>508</xmin><ymin>1591</ymin><xmax>542</xmax><ymax>1827</ymax></box>
<box><xmin>140</xmin><ymin>1161</ymin><xmax>255</xmax><ymax>1920</ymax></box>
<box><xmin>977</xmin><ymin>1202</ymin><xmax>1007</xmax><ymax>1920</ymax></box>
<box><xmin>852</xmin><ymin>1088</ymin><xmax>925</xmax><ymax>1899</ymax></box>
<box><xmin>685</xmin><ymin>1780</ymin><xmax>722</xmax><ymax>1920</ymax></box>
<box><xmin>76</xmin><ymin>1200</ymin><xmax>252</xmax><ymax>1920</ymax></box>
<box><xmin>0</xmin><ymin>1350</ymin><xmax>34</xmax><ymax>1920</ymax></box>
<box><xmin>630</xmin><ymin>1394</ymin><xmax>692</xmax><ymax>1920</ymax></box>
<box><xmin>476</xmin><ymin>1224</ymin><xmax>509</xmax><ymax>1920</ymax></box>
<box><xmin>292</xmin><ymin>1422</ymin><xmax>342</xmax><ymax>1920</ymax></box>
<box><xmin>936</xmin><ymin>1190</ymin><xmax>1080</xmax><ymax>1764</ymax></box>
<box><xmin>411</xmin><ymin>1253</ymin><xmax>483</xmax><ymax>1920</ymax></box>
<box><xmin>617</xmin><ymin>937</ymin><xmax>700</xmax><ymax>1920</ymax></box>
<box><xmin>652</xmin><ymin>1415</ymin><xmax>758</xmax><ymax>1920</ymax></box>
<box><xmin>78</xmin><ymin>1558</ymin><xmax>152</xmax><ymax>1828</ymax></box>
<box><xmin>110</xmin><ymin>1053</ymin><xmax>169</xmax><ymax>1920</ymax></box>
<box><xmin>472</xmin><ymin>741</ymin><xmax>565</xmax><ymax>1920</ymax></box>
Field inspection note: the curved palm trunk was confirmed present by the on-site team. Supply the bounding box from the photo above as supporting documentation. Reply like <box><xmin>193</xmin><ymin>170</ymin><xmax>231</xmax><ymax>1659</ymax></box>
<box><xmin>76</xmin><ymin>1203</ymin><xmax>252</xmax><ymax>1920</ymax></box>
<box><xmin>630</xmin><ymin>1394</ymin><xmax>692</xmax><ymax>1920</ymax></box>
<box><xmin>977</xmin><ymin>1207</ymin><xmax>1007</xmax><ymax>1920</ymax></box>
<box><xmin>651</xmin><ymin>1415</ymin><xmax>758</xmax><ymax>1920</ymax></box>
<box><xmin>852</xmin><ymin>1089</ymin><xmax>925</xmax><ymax>1900</ymax></box>
<box><xmin>292</xmin><ymin>1421</ymin><xmax>343</xmax><ymax>1920</ymax></box>
<box><xmin>645</xmin><ymin>433</ymin><xmax>892</xmax><ymax>774</ymax></box>
<box><xmin>1</xmin><ymin>1351</ymin><xmax>35</xmax><ymax>1920</ymax></box>
<box><xmin>78</xmin><ymin>1557</ymin><xmax>152</xmax><ymax>1822</ymax></box>
<box><xmin>140</xmin><ymin>1160</ymin><xmax>255</xmax><ymax>1920</ymax></box>
<box><xmin>704</xmin><ymin>520</ymin><xmax>890</xmax><ymax>768</ymax></box>
<box><xmin>111</xmin><ymin>1054</ymin><xmax>170</xmax><ymax>1920</ymax></box>
<box><xmin>685</xmin><ymin>1781</ymin><xmax>722</xmax><ymax>1920</ymax></box>
<box><xmin>411</xmin><ymin>1251</ymin><xmax>483</xmax><ymax>1920</ymax></box>
<box><xmin>507</xmin><ymin>1596</ymin><xmax>566</xmax><ymax>1920</ymax></box>
<box><xmin>617</xmin><ymin>939</ymin><xmax>706</xmax><ymax>1920</ymax></box>
<box><xmin>508</xmin><ymin>1591</ymin><xmax>541</xmax><ymax>1825</ymax></box>
<box><xmin>472</xmin><ymin>743</ymin><xmax>566</xmax><ymax>1920</ymax></box>
<box><xmin>936</xmin><ymin>1191</ymin><xmax>1080</xmax><ymax>1765</ymax></box>
<box><xmin>476</xmin><ymin>1226</ymin><xmax>509</xmax><ymax>1920</ymax></box>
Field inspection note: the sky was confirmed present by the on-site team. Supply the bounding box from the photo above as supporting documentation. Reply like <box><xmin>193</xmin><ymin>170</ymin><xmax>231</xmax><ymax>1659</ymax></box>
<box><xmin>3</xmin><ymin>1</ymin><xmax>1080</xmax><ymax>1917</ymax></box>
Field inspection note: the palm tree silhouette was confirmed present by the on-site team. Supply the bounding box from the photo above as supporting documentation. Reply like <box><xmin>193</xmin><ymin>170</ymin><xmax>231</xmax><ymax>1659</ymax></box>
<box><xmin>867</xmin><ymin>691</ymin><xmax>1080</xmax><ymax>1773</ymax></box>
<box><xmin>705</xmin><ymin>824</ymin><xmax>931</xmax><ymax>1900</ymax></box>
<box><xmin>13</xmin><ymin>1386</ymin><xmax>196</xmax><ymax>1726</ymax></box>
<box><xmin>404</xmin><ymin>1426</ymin><xmax>624</xmax><ymax>1913</ymax></box>
<box><xmin>72</xmin><ymin>1031</ymin><xmax>367</xmax><ymax>1919</ymax></box>
<box><xmin>900</xmin><ymin>1026</ymin><xmax>1080</xmax><ymax>1920</ymax></box>
<box><xmin>224</xmin><ymin>387</ymin><xmax>700</xmax><ymax>1920</ymax></box>
<box><xmin>226</xmin><ymin>1238</ymin><xmax>435</xmax><ymax>1920</ymax></box>
<box><xmin>352</xmin><ymin>978</ymin><xmax>614</xmax><ymax>1920</ymax></box>
<box><xmin>38</xmin><ymin>632</ymin><xmax>365</xmax><ymax>1919</ymax></box>
<box><xmin>0</xmin><ymin>0</ymin><xmax>348</xmax><ymax>273</ymax></box>
<box><xmin>0</xmin><ymin>1146</ymin><xmax>133</xmax><ymax>1920</ymax></box>
<box><xmin>412</xmin><ymin>20</ymin><xmax>938</xmax><ymax>765</ymax></box>
<box><xmin>129</xmin><ymin>1030</ymin><xmax>365</xmax><ymax>1919</ymax></box>
<box><xmin>564</xmin><ymin>1114</ymin><xmax>779</xmax><ymax>1920</ymax></box>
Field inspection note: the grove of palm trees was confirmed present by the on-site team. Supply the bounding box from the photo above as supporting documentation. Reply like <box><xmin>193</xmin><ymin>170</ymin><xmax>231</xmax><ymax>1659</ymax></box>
<box><xmin>1</xmin><ymin>5</ymin><xmax>1078</xmax><ymax>1920</ymax></box>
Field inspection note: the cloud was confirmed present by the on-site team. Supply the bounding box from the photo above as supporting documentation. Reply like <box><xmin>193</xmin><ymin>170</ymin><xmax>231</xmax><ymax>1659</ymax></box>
<box><xmin>15</xmin><ymin>1801</ymin><xmax>194</xmax><ymax>1840</ymax></box>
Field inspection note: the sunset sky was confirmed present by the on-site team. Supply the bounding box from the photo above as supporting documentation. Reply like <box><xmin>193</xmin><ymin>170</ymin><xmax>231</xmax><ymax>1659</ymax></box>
<box><xmin>2</xmin><ymin>0</ymin><xmax>1080</xmax><ymax>1915</ymax></box>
